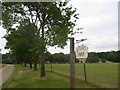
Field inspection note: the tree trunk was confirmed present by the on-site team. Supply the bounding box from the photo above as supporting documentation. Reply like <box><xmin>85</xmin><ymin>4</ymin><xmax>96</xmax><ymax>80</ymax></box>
<box><xmin>41</xmin><ymin>46</ymin><xmax>45</xmax><ymax>77</ymax></box>
<box><xmin>40</xmin><ymin>23</ymin><xmax>45</xmax><ymax>77</ymax></box>
<box><xmin>24</xmin><ymin>63</ymin><xmax>27</xmax><ymax>67</ymax></box>
<box><xmin>34</xmin><ymin>60</ymin><xmax>37</xmax><ymax>71</ymax></box>
<box><xmin>70</xmin><ymin>38</ymin><xmax>75</xmax><ymax>89</ymax></box>
<box><xmin>30</xmin><ymin>61</ymin><xmax>32</xmax><ymax>68</ymax></box>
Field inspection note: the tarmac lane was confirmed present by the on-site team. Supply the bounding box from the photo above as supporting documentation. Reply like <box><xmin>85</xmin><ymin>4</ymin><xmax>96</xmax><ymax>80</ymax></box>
<box><xmin>0</xmin><ymin>64</ymin><xmax>14</xmax><ymax>88</ymax></box>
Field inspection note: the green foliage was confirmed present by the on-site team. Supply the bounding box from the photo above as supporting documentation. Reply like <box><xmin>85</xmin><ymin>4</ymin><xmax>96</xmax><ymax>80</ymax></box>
<box><xmin>3</xmin><ymin>2</ymin><xmax>79</xmax><ymax>48</ymax></box>
<box><xmin>45</xmin><ymin>52</ymin><xmax>78</xmax><ymax>64</ymax></box>
<box><xmin>2</xmin><ymin>53</ymin><xmax>14</xmax><ymax>64</ymax></box>
<box><xmin>3</xmin><ymin>23</ymin><xmax>40</xmax><ymax>65</ymax></box>
<box><xmin>2</xmin><ymin>2</ymin><xmax>79</xmax><ymax>76</ymax></box>
<box><xmin>100</xmin><ymin>59</ymin><xmax>106</xmax><ymax>63</ymax></box>
<box><xmin>2</xmin><ymin>2</ymin><xmax>23</xmax><ymax>30</ymax></box>
<box><xmin>45</xmin><ymin>51</ymin><xmax>53</xmax><ymax>63</ymax></box>
<box><xmin>2</xmin><ymin>2</ymin><xmax>78</xmax><ymax>48</ymax></box>
<box><xmin>52</xmin><ymin>53</ymin><xmax>69</xmax><ymax>64</ymax></box>
<box><xmin>96</xmin><ymin>51</ymin><xmax>119</xmax><ymax>62</ymax></box>
<box><xmin>86</xmin><ymin>51</ymin><xmax>119</xmax><ymax>63</ymax></box>
<box><xmin>86</xmin><ymin>52</ymin><xmax>100</xmax><ymax>63</ymax></box>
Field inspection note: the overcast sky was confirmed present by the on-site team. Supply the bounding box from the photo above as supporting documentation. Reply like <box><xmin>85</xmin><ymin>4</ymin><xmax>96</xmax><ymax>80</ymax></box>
<box><xmin>0</xmin><ymin>0</ymin><xmax>119</xmax><ymax>54</ymax></box>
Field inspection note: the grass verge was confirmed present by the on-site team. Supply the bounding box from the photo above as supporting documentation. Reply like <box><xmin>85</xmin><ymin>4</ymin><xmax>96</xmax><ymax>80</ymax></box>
<box><xmin>2</xmin><ymin>64</ymin><xmax>99</xmax><ymax>88</ymax></box>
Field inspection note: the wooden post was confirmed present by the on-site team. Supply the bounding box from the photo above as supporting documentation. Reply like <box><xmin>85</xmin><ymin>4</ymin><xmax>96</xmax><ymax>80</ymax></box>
<box><xmin>70</xmin><ymin>38</ymin><xmax>75</xmax><ymax>89</ymax></box>
<box><xmin>118</xmin><ymin>2</ymin><xmax>120</xmax><ymax>89</ymax></box>
<box><xmin>83</xmin><ymin>63</ymin><xmax>87</xmax><ymax>83</ymax></box>
<box><xmin>51</xmin><ymin>62</ymin><xmax>53</xmax><ymax>72</ymax></box>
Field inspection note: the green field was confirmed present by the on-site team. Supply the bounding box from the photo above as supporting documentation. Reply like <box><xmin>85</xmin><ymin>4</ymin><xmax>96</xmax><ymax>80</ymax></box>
<box><xmin>2</xmin><ymin>63</ymin><xmax>119</xmax><ymax>88</ymax></box>
<box><xmin>46</xmin><ymin>63</ymin><xmax>119</xmax><ymax>88</ymax></box>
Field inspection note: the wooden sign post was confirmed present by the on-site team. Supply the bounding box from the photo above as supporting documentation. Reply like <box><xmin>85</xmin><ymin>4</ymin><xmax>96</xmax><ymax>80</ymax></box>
<box><xmin>0</xmin><ymin>49</ymin><xmax>2</xmax><ymax>64</ymax></box>
<box><xmin>51</xmin><ymin>62</ymin><xmax>53</xmax><ymax>72</ymax></box>
<box><xmin>70</xmin><ymin>38</ymin><xmax>75</xmax><ymax>89</ymax></box>
<box><xmin>83</xmin><ymin>62</ymin><xmax>87</xmax><ymax>82</ymax></box>
<box><xmin>76</xmin><ymin>44</ymin><xmax>88</xmax><ymax>83</ymax></box>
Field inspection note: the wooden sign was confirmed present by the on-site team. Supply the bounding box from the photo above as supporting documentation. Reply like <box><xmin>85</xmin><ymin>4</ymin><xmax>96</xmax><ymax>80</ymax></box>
<box><xmin>76</xmin><ymin>44</ymin><xmax>88</xmax><ymax>82</ymax></box>
<box><xmin>76</xmin><ymin>44</ymin><xmax>88</xmax><ymax>59</ymax></box>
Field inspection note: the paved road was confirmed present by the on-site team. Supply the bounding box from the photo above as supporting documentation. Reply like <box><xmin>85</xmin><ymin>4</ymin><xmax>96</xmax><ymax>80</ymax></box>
<box><xmin>0</xmin><ymin>64</ymin><xmax>14</xmax><ymax>87</ymax></box>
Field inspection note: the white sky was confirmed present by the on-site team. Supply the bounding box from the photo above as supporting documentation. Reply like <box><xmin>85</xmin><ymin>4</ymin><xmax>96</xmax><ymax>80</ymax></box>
<box><xmin>0</xmin><ymin>0</ymin><xmax>119</xmax><ymax>54</ymax></box>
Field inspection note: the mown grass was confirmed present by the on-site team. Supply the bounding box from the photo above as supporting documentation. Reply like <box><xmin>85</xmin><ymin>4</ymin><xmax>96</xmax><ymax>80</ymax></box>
<box><xmin>46</xmin><ymin>63</ymin><xmax>119</xmax><ymax>88</ymax></box>
<box><xmin>2</xmin><ymin>64</ymin><xmax>98</xmax><ymax>88</ymax></box>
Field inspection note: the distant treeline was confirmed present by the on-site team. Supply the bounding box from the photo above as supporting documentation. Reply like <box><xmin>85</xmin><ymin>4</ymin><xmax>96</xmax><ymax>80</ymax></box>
<box><xmin>86</xmin><ymin>51</ymin><xmax>119</xmax><ymax>63</ymax></box>
<box><xmin>2</xmin><ymin>50</ymin><xmax>119</xmax><ymax>64</ymax></box>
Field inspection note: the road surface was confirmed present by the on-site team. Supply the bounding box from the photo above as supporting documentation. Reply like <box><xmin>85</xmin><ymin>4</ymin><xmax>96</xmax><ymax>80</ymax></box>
<box><xmin>0</xmin><ymin>64</ymin><xmax>14</xmax><ymax>88</ymax></box>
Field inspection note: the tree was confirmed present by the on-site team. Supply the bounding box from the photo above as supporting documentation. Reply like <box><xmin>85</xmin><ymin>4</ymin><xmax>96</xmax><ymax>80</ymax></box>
<box><xmin>86</xmin><ymin>52</ymin><xmax>100</xmax><ymax>63</ymax></box>
<box><xmin>45</xmin><ymin>51</ymin><xmax>53</xmax><ymax>63</ymax></box>
<box><xmin>2</xmin><ymin>53</ymin><xmax>14</xmax><ymax>64</ymax></box>
<box><xmin>96</xmin><ymin>51</ymin><xmax>119</xmax><ymax>62</ymax></box>
<box><xmin>2</xmin><ymin>2</ymin><xmax>79</xmax><ymax>77</ymax></box>
<box><xmin>3</xmin><ymin>19</ymin><xmax>40</xmax><ymax>69</ymax></box>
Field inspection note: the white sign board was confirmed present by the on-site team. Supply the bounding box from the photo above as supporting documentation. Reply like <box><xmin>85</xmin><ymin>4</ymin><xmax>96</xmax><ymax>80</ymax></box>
<box><xmin>76</xmin><ymin>44</ymin><xmax>88</xmax><ymax>59</ymax></box>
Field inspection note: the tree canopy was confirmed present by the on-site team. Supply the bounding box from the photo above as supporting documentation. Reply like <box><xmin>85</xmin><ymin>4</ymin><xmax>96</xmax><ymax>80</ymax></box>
<box><xmin>2</xmin><ymin>1</ymin><xmax>79</xmax><ymax>77</ymax></box>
